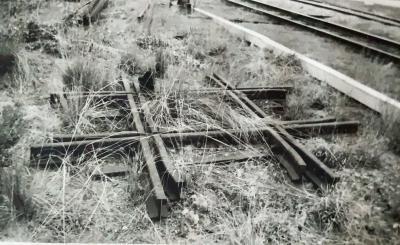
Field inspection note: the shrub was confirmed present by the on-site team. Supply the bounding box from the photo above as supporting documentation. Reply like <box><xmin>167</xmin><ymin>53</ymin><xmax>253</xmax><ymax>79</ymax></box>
<box><xmin>62</xmin><ymin>60</ymin><xmax>107</xmax><ymax>91</ymax></box>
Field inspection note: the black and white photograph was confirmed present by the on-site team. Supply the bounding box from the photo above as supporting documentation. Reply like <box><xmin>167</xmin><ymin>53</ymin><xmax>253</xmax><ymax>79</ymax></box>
<box><xmin>0</xmin><ymin>0</ymin><xmax>399</xmax><ymax>243</ymax></box>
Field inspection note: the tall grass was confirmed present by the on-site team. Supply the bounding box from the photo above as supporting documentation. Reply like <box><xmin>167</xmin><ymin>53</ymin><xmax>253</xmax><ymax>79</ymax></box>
<box><xmin>0</xmin><ymin>105</ymin><xmax>32</xmax><ymax>228</ymax></box>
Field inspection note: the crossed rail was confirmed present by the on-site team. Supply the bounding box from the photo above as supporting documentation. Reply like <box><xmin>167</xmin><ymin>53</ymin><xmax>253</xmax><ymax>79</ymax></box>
<box><xmin>30</xmin><ymin>74</ymin><xmax>359</xmax><ymax>219</ymax></box>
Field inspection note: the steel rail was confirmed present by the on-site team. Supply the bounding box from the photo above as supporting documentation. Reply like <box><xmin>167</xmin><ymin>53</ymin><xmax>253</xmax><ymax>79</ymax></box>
<box><xmin>292</xmin><ymin>0</ymin><xmax>400</xmax><ymax>26</ymax></box>
<box><xmin>49</xmin><ymin>86</ymin><xmax>292</xmax><ymax>102</ymax></box>
<box><xmin>206</xmin><ymin>75</ymin><xmax>307</xmax><ymax>181</ymax></box>
<box><xmin>121</xmin><ymin>79</ymin><xmax>168</xmax><ymax>219</ymax></box>
<box><xmin>226</xmin><ymin>0</ymin><xmax>400</xmax><ymax>63</ymax></box>
<box><xmin>284</xmin><ymin>121</ymin><xmax>359</xmax><ymax>137</ymax></box>
<box><xmin>91</xmin><ymin>165</ymin><xmax>131</xmax><ymax>180</ymax></box>
<box><xmin>192</xmin><ymin>150</ymin><xmax>270</xmax><ymax>165</ymax></box>
<box><xmin>32</xmin><ymin>118</ymin><xmax>359</xmax><ymax>177</ymax></box>
<box><xmin>289</xmin><ymin>0</ymin><xmax>400</xmax><ymax>27</ymax></box>
<box><xmin>210</xmin><ymin>73</ymin><xmax>340</xmax><ymax>187</ymax></box>
<box><xmin>35</xmin><ymin>120</ymin><xmax>359</xmax><ymax>154</ymax></box>
<box><xmin>30</xmin><ymin>136</ymin><xmax>141</xmax><ymax>161</ymax></box>
<box><xmin>49</xmin><ymin>117</ymin><xmax>350</xmax><ymax>144</ymax></box>
<box><xmin>130</xmin><ymin>79</ymin><xmax>185</xmax><ymax>202</ymax></box>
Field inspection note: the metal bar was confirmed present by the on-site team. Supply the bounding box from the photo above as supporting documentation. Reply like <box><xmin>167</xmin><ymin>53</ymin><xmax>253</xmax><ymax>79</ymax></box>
<box><xmin>131</xmin><ymin>80</ymin><xmax>185</xmax><ymax>201</ymax></box>
<box><xmin>280</xmin><ymin>117</ymin><xmax>336</xmax><ymax>125</ymax></box>
<box><xmin>49</xmin><ymin>87</ymin><xmax>291</xmax><ymax>101</ymax></box>
<box><xmin>122</xmin><ymin>79</ymin><xmax>168</xmax><ymax>219</ymax></box>
<box><xmin>240</xmin><ymin>88</ymin><xmax>287</xmax><ymax>100</ymax></box>
<box><xmin>226</xmin><ymin>0</ymin><xmax>400</xmax><ymax>63</ymax></box>
<box><xmin>240</xmin><ymin>0</ymin><xmax>400</xmax><ymax>51</ymax></box>
<box><xmin>193</xmin><ymin>150</ymin><xmax>270</xmax><ymax>165</ymax></box>
<box><xmin>46</xmin><ymin>119</ymin><xmax>358</xmax><ymax>147</ymax></box>
<box><xmin>212</xmin><ymin>73</ymin><xmax>340</xmax><ymax>186</ymax></box>
<box><xmin>52</xmin><ymin>131</ymin><xmax>143</xmax><ymax>143</ymax></box>
<box><xmin>290</xmin><ymin>0</ymin><xmax>400</xmax><ymax>26</ymax></box>
<box><xmin>91</xmin><ymin>165</ymin><xmax>130</xmax><ymax>180</ymax></box>
<box><xmin>31</xmin><ymin>136</ymin><xmax>140</xmax><ymax>160</ymax></box>
<box><xmin>290</xmin><ymin>0</ymin><xmax>400</xmax><ymax>27</ymax></box>
<box><xmin>206</xmin><ymin>75</ymin><xmax>307</xmax><ymax>181</ymax></box>
<box><xmin>283</xmin><ymin>121</ymin><xmax>360</xmax><ymax>137</ymax></box>
<box><xmin>275</xmin><ymin>126</ymin><xmax>339</xmax><ymax>184</ymax></box>
<box><xmin>35</xmin><ymin>127</ymin><xmax>281</xmax><ymax>159</ymax></box>
<box><xmin>162</xmin><ymin>127</ymin><xmax>285</xmax><ymax>146</ymax></box>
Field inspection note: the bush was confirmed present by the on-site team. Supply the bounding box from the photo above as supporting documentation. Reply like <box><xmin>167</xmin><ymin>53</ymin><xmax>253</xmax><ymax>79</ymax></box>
<box><xmin>62</xmin><ymin>60</ymin><xmax>107</xmax><ymax>91</ymax></box>
<box><xmin>119</xmin><ymin>53</ymin><xmax>140</xmax><ymax>76</ymax></box>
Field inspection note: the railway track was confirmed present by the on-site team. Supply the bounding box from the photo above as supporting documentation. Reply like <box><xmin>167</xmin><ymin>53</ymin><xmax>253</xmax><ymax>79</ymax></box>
<box><xmin>225</xmin><ymin>0</ymin><xmax>400</xmax><ymax>64</ymax></box>
<box><xmin>290</xmin><ymin>0</ymin><xmax>400</xmax><ymax>27</ymax></box>
<box><xmin>30</xmin><ymin>74</ymin><xmax>360</xmax><ymax>219</ymax></box>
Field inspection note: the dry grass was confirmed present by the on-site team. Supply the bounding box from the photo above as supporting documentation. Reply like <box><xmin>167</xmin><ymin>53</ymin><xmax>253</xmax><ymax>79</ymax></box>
<box><xmin>347</xmin><ymin>55</ymin><xmax>400</xmax><ymax>100</ymax></box>
<box><xmin>0</xmin><ymin>0</ymin><xmax>400</xmax><ymax>244</ymax></box>
<box><xmin>0</xmin><ymin>105</ymin><xmax>25</xmax><ymax>165</ymax></box>
<box><xmin>0</xmin><ymin>104</ymin><xmax>31</xmax><ymax>228</ymax></box>
<box><xmin>383</xmin><ymin>110</ymin><xmax>400</xmax><ymax>154</ymax></box>
<box><xmin>62</xmin><ymin>59</ymin><xmax>115</xmax><ymax>92</ymax></box>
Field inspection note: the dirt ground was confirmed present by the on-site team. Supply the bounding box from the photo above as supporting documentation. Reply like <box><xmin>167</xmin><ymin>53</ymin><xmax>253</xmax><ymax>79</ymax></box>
<box><xmin>0</xmin><ymin>0</ymin><xmax>400</xmax><ymax>244</ymax></box>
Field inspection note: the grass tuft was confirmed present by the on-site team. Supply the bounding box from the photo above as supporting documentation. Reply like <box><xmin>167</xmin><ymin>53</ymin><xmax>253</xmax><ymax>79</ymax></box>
<box><xmin>286</xmin><ymin>79</ymin><xmax>336</xmax><ymax>120</ymax></box>
<box><xmin>62</xmin><ymin>60</ymin><xmax>108</xmax><ymax>91</ymax></box>
<box><xmin>383</xmin><ymin>111</ymin><xmax>400</xmax><ymax>154</ymax></box>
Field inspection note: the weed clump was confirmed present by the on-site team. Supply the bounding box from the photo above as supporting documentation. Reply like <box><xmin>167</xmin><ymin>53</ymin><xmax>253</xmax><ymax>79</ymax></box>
<box><xmin>306</xmin><ymin>196</ymin><xmax>349</xmax><ymax>233</ymax></box>
<box><xmin>119</xmin><ymin>53</ymin><xmax>140</xmax><ymax>76</ymax></box>
<box><xmin>286</xmin><ymin>80</ymin><xmax>334</xmax><ymax>119</ymax></box>
<box><xmin>136</xmin><ymin>35</ymin><xmax>168</xmax><ymax>50</ymax></box>
<box><xmin>272</xmin><ymin>54</ymin><xmax>303</xmax><ymax>72</ymax></box>
<box><xmin>313</xmin><ymin>145</ymin><xmax>381</xmax><ymax>169</ymax></box>
<box><xmin>62</xmin><ymin>60</ymin><xmax>108</xmax><ymax>91</ymax></box>
<box><xmin>23</xmin><ymin>21</ymin><xmax>59</xmax><ymax>56</ymax></box>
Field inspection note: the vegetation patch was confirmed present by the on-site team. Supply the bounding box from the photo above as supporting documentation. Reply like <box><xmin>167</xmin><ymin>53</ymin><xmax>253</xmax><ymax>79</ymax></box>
<box><xmin>62</xmin><ymin>59</ymin><xmax>110</xmax><ymax>91</ymax></box>
<box><xmin>0</xmin><ymin>104</ymin><xmax>31</xmax><ymax>228</ymax></box>
<box><xmin>0</xmin><ymin>105</ymin><xmax>25</xmax><ymax>166</ymax></box>
<box><xmin>23</xmin><ymin>21</ymin><xmax>59</xmax><ymax>56</ymax></box>
<box><xmin>0</xmin><ymin>39</ymin><xmax>18</xmax><ymax>79</ymax></box>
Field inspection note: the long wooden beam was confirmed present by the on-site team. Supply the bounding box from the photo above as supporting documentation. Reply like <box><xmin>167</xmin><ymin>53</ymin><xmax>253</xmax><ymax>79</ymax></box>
<box><xmin>194</xmin><ymin>8</ymin><xmax>400</xmax><ymax>116</ymax></box>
